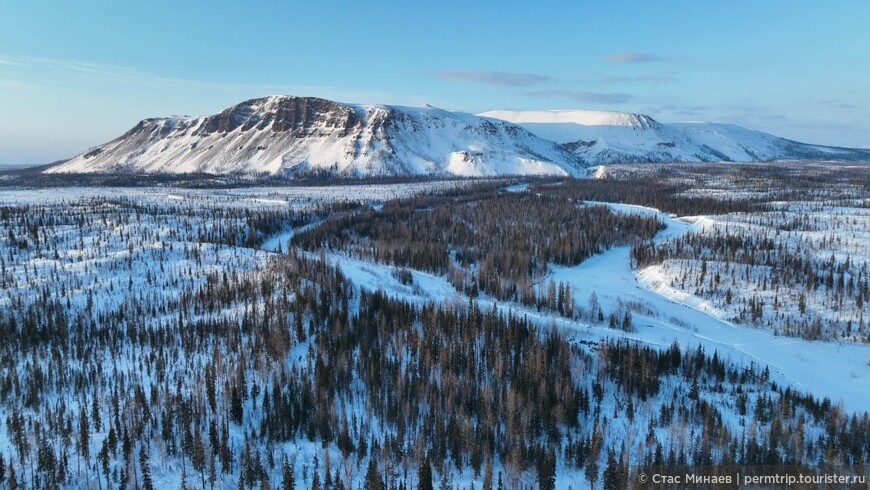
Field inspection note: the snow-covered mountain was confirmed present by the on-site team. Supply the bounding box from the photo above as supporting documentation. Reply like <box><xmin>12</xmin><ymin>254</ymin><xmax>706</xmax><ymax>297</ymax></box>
<box><xmin>45</xmin><ymin>96</ymin><xmax>584</xmax><ymax>177</ymax></box>
<box><xmin>45</xmin><ymin>97</ymin><xmax>869</xmax><ymax>177</ymax></box>
<box><xmin>480</xmin><ymin>109</ymin><xmax>870</xmax><ymax>165</ymax></box>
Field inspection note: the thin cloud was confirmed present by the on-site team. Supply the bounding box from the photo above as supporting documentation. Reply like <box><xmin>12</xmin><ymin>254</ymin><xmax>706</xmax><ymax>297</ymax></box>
<box><xmin>0</xmin><ymin>56</ymin><xmax>28</xmax><ymax>67</ymax></box>
<box><xmin>0</xmin><ymin>77</ymin><xmax>31</xmax><ymax>88</ymax></box>
<box><xmin>526</xmin><ymin>90</ymin><xmax>634</xmax><ymax>104</ymax></box>
<box><xmin>818</xmin><ymin>99</ymin><xmax>859</xmax><ymax>111</ymax></box>
<box><xmin>604</xmin><ymin>52</ymin><xmax>666</xmax><ymax>64</ymax></box>
<box><xmin>672</xmin><ymin>109</ymin><xmax>705</xmax><ymax>117</ymax></box>
<box><xmin>0</xmin><ymin>54</ymin><xmax>149</xmax><ymax>83</ymax></box>
<box><xmin>720</xmin><ymin>113</ymin><xmax>789</xmax><ymax>128</ymax></box>
<box><xmin>434</xmin><ymin>70</ymin><xmax>553</xmax><ymax>87</ymax></box>
<box><xmin>804</xmin><ymin>96</ymin><xmax>862</xmax><ymax>112</ymax></box>
<box><xmin>650</xmin><ymin>104</ymin><xmax>708</xmax><ymax>117</ymax></box>
<box><xmin>600</xmin><ymin>72</ymin><xmax>676</xmax><ymax>84</ymax></box>
<box><xmin>0</xmin><ymin>53</ymin><xmax>421</xmax><ymax>106</ymax></box>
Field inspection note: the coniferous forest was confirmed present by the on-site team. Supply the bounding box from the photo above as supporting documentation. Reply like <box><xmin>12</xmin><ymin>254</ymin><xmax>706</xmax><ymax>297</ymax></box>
<box><xmin>0</xmin><ymin>165</ymin><xmax>868</xmax><ymax>489</ymax></box>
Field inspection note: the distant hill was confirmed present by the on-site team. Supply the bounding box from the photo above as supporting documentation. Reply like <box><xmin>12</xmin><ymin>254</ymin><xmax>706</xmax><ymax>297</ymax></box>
<box><xmin>481</xmin><ymin>109</ymin><xmax>870</xmax><ymax>165</ymax></box>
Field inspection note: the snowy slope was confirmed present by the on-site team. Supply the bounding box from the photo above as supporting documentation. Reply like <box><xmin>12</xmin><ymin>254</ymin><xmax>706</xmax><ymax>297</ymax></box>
<box><xmin>481</xmin><ymin>109</ymin><xmax>870</xmax><ymax>164</ymax></box>
<box><xmin>45</xmin><ymin>96</ymin><xmax>585</xmax><ymax>177</ymax></box>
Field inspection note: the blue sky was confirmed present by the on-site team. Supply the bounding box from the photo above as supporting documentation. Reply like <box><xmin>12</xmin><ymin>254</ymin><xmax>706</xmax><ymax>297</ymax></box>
<box><xmin>1</xmin><ymin>1</ymin><xmax>868</xmax><ymax>166</ymax></box>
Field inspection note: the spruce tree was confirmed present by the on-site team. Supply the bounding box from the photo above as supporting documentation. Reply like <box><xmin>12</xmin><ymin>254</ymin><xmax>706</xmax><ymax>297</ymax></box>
<box><xmin>140</xmin><ymin>447</ymin><xmax>154</xmax><ymax>490</ymax></box>
<box><xmin>79</xmin><ymin>407</ymin><xmax>90</xmax><ymax>481</ymax></box>
<box><xmin>364</xmin><ymin>459</ymin><xmax>383</xmax><ymax>490</ymax></box>
<box><xmin>602</xmin><ymin>449</ymin><xmax>622</xmax><ymax>490</ymax></box>
<box><xmin>536</xmin><ymin>447</ymin><xmax>556</xmax><ymax>490</ymax></box>
<box><xmin>191</xmin><ymin>426</ymin><xmax>206</xmax><ymax>490</ymax></box>
<box><xmin>7</xmin><ymin>463</ymin><xmax>16</xmax><ymax>490</ymax></box>
<box><xmin>416</xmin><ymin>457</ymin><xmax>433</xmax><ymax>490</ymax></box>
<box><xmin>585</xmin><ymin>446</ymin><xmax>598</xmax><ymax>490</ymax></box>
<box><xmin>230</xmin><ymin>385</ymin><xmax>244</xmax><ymax>425</ymax></box>
<box><xmin>482</xmin><ymin>457</ymin><xmax>493</xmax><ymax>490</ymax></box>
<box><xmin>282</xmin><ymin>458</ymin><xmax>295</xmax><ymax>490</ymax></box>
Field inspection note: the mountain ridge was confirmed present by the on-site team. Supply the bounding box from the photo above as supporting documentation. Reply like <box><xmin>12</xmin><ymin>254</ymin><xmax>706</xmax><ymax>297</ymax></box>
<box><xmin>44</xmin><ymin>96</ymin><xmax>869</xmax><ymax>176</ymax></box>
<box><xmin>480</xmin><ymin>109</ymin><xmax>870</xmax><ymax>165</ymax></box>
<box><xmin>45</xmin><ymin>96</ymin><xmax>585</xmax><ymax>177</ymax></box>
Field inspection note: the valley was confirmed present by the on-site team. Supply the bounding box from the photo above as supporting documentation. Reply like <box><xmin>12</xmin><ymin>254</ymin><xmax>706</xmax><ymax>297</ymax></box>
<box><xmin>0</xmin><ymin>162</ymin><xmax>867</xmax><ymax>489</ymax></box>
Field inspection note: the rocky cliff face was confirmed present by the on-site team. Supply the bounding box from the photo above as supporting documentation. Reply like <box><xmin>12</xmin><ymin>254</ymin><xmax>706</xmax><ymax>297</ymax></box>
<box><xmin>46</xmin><ymin>96</ymin><xmax>584</xmax><ymax>177</ymax></box>
<box><xmin>191</xmin><ymin>97</ymin><xmax>362</xmax><ymax>136</ymax></box>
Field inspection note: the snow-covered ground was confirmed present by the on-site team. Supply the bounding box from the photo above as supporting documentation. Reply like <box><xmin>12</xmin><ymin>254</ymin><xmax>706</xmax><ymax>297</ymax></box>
<box><xmin>2</xmin><ymin>177</ymin><xmax>867</xmax><ymax>490</ymax></box>
<box><xmin>559</xmin><ymin>205</ymin><xmax>870</xmax><ymax>411</ymax></box>
<box><xmin>317</xmin><ymin>201</ymin><xmax>870</xmax><ymax>412</ymax></box>
<box><xmin>0</xmin><ymin>180</ymin><xmax>476</xmax><ymax>207</ymax></box>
